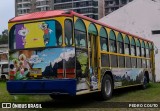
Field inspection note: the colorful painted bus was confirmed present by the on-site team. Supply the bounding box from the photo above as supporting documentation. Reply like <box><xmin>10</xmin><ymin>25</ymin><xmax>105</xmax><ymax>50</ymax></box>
<box><xmin>7</xmin><ymin>10</ymin><xmax>155</xmax><ymax>100</ymax></box>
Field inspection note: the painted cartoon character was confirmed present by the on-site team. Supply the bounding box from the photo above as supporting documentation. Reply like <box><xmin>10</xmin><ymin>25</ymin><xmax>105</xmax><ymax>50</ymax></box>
<box><xmin>9</xmin><ymin>64</ymin><xmax>16</xmax><ymax>80</ymax></box>
<box><xmin>39</xmin><ymin>23</ymin><xmax>52</xmax><ymax>45</ymax></box>
<box><xmin>11</xmin><ymin>54</ymin><xmax>30</xmax><ymax>80</ymax></box>
<box><xmin>18</xmin><ymin>26</ymin><xmax>29</xmax><ymax>45</ymax></box>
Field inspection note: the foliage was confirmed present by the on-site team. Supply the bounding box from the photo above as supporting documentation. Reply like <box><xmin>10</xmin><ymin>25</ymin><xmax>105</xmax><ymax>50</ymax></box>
<box><xmin>0</xmin><ymin>29</ymin><xmax>8</xmax><ymax>44</ymax></box>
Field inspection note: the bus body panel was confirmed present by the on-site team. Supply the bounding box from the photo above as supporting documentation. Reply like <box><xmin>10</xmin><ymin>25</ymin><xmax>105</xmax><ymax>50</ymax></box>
<box><xmin>8</xmin><ymin>10</ymin><xmax>155</xmax><ymax>98</ymax></box>
<box><xmin>101</xmin><ymin>68</ymin><xmax>152</xmax><ymax>88</ymax></box>
<box><xmin>7</xmin><ymin>79</ymin><xmax>76</xmax><ymax>95</ymax></box>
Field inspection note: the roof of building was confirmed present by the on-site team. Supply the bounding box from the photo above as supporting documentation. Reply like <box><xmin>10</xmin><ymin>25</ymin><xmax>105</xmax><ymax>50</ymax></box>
<box><xmin>99</xmin><ymin>0</ymin><xmax>160</xmax><ymax>44</ymax></box>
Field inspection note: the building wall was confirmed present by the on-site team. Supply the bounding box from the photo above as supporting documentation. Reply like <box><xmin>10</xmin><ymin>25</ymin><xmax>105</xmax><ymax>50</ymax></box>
<box><xmin>15</xmin><ymin>0</ymin><xmax>133</xmax><ymax>19</ymax></box>
<box><xmin>15</xmin><ymin>0</ymin><xmax>51</xmax><ymax>16</ymax></box>
<box><xmin>105</xmin><ymin>0</ymin><xmax>133</xmax><ymax>15</ymax></box>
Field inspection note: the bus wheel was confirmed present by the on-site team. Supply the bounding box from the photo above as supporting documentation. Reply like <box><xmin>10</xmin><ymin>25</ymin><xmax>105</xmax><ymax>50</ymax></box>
<box><xmin>1</xmin><ymin>75</ymin><xmax>6</xmax><ymax>81</ymax></box>
<box><xmin>142</xmin><ymin>75</ymin><xmax>148</xmax><ymax>89</ymax></box>
<box><xmin>100</xmin><ymin>74</ymin><xmax>113</xmax><ymax>100</ymax></box>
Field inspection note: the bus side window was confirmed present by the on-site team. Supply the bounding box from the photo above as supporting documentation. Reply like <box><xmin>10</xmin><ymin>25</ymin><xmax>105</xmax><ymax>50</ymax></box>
<box><xmin>75</xmin><ymin>30</ymin><xmax>86</xmax><ymax>48</ymax></box>
<box><xmin>100</xmin><ymin>27</ymin><xmax>108</xmax><ymax>51</ymax></box>
<box><xmin>74</xmin><ymin>19</ymin><xmax>87</xmax><ymax>48</ymax></box>
<box><xmin>65</xmin><ymin>19</ymin><xmax>73</xmax><ymax>46</ymax></box>
<box><xmin>80</xmin><ymin>39</ymin><xmax>86</xmax><ymax>47</ymax></box>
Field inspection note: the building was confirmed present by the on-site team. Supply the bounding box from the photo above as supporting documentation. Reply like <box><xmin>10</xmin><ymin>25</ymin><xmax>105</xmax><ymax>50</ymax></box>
<box><xmin>15</xmin><ymin>0</ymin><xmax>132</xmax><ymax>19</ymax></box>
<box><xmin>15</xmin><ymin>0</ymin><xmax>52</xmax><ymax>16</ymax></box>
<box><xmin>99</xmin><ymin>0</ymin><xmax>160</xmax><ymax>81</ymax></box>
<box><xmin>105</xmin><ymin>0</ymin><xmax>133</xmax><ymax>15</ymax></box>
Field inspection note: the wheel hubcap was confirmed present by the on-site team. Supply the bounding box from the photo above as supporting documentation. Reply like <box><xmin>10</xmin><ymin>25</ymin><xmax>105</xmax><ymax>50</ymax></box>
<box><xmin>104</xmin><ymin>80</ymin><xmax>111</xmax><ymax>95</ymax></box>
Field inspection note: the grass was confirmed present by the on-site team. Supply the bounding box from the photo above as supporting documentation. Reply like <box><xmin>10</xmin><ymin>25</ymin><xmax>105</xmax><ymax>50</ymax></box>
<box><xmin>0</xmin><ymin>81</ymin><xmax>52</xmax><ymax>102</ymax></box>
<box><xmin>0</xmin><ymin>82</ymin><xmax>160</xmax><ymax>111</ymax></box>
<box><xmin>108</xmin><ymin>83</ymin><xmax>160</xmax><ymax>102</ymax></box>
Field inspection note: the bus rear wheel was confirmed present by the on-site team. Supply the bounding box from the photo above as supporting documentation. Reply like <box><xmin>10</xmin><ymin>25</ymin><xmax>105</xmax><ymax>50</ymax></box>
<box><xmin>100</xmin><ymin>74</ymin><xmax>113</xmax><ymax>100</ymax></box>
<box><xmin>1</xmin><ymin>75</ymin><xmax>6</xmax><ymax>81</ymax></box>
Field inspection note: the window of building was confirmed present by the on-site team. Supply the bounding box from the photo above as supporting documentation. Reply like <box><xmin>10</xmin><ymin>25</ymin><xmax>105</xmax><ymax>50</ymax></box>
<box><xmin>152</xmin><ymin>30</ymin><xmax>160</xmax><ymax>34</ymax></box>
<box><xmin>100</xmin><ymin>27</ymin><xmax>108</xmax><ymax>51</ymax></box>
<box><xmin>124</xmin><ymin>36</ymin><xmax>130</xmax><ymax>55</ymax></box>
<box><xmin>65</xmin><ymin>19</ymin><xmax>73</xmax><ymax>46</ymax></box>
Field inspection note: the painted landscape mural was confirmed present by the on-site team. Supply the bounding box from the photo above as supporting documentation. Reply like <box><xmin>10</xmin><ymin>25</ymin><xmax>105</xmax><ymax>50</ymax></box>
<box><xmin>112</xmin><ymin>68</ymin><xmax>145</xmax><ymax>87</ymax></box>
<box><xmin>9</xmin><ymin>48</ymin><xmax>75</xmax><ymax>80</ymax></box>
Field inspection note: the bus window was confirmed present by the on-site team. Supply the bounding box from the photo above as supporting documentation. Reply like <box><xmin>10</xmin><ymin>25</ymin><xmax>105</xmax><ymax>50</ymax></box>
<box><xmin>141</xmin><ymin>41</ymin><xmax>146</xmax><ymax>57</ymax></box>
<box><xmin>100</xmin><ymin>27</ymin><xmax>108</xmax><ymax>51</ymax></box>
<box><xmin>142</xmin><ymin>59</ymin><xmax>146</xmax><ymax>68</ymax></box>
<box><xmin>9</xmin><ymin>20</ymin><xmax>62</xmax><ymax>50</ymax></box>
<box><xmin>119</xmin><ymin>56</ymin><xmax>125</xmax><ymax>67</ymax></box>
<box><xmin>136</xmin><ymin>39</ymin><xmax>141</xmax><ymax>56</ymax></box>
<box><xmin>126</xmin><ymin>57</ymin><xmax>131</xmax><ymax>68</ymax></box>
<box><xmin>124</xmin><ymin>36</ymin><xmax>130</xmax><ymax>55</ymax></box>
<box><xmin>117</xmin><ymin>33</ymin><xmax>124</xmax><ymax>54</ymax></box>
<box><xmin>109</xmin><ymin>30</ymin><xmax>116</xmax><ymax>53</ymax></box>
<box><xmin>145</xmin><ymin>42</ymin><xmax>150</xmax><ymax>58</ymax></box>
<box><xmin>111</xmin><ymin>55</ymin><xmax>118</xmax><ymax>67</ymax></box>
<box><xmin>74</xmin><ymin>19</ymin><xmax>87</xmax><ymax>48</ymax></box>
<box><xmin>131</xmin><ymin>57</ymin><xmax>137</xmax><ymax>68</ymax></box>
<box><xmin>131</xmin><ymin>37</ymin><xmax>136</xmax><ymax>56</ymax></box>
<box><xmin>9</xmin><ymin>26</ymin><xmax>16</xmax><ymax>50</ymax></box>
<box><xmin>101</xmin><ymin>54</ymin><xmax>110</xmax><ymax>67</ymax></box>
<box><xmin>137</xmin><ymin>58</ymin><xmax>142</xmax><ymax>68</ymax></box>
<box><xmin>65</xmin><ymin>19</ymin><xmax>73</xmax><ymax>46</ymax></box>
<box><xmin>147</xmin><ymin>59</ymin><xmax>150</xmax><ymax>68</ymax></box>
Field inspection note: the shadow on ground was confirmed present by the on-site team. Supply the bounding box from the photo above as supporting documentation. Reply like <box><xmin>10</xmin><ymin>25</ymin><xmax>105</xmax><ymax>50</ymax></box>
<box><xmin>38</xmin><ymin>85</ymin><xmax>147</xmax><ymax>108</ymax></box>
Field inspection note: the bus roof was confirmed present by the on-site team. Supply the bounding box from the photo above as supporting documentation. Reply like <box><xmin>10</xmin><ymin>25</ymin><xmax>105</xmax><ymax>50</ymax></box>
<box><xmin>9</xmin><ymin>10</ymin><xmax>153</xmax><ymax>43</ymax></box>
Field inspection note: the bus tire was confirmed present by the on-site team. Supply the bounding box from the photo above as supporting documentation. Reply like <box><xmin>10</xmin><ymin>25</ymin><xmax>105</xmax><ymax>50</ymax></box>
<box><xmin>142</xmin><ymin>75</ymin><xmax>148</xmax><ymax>89</ymax></box>
<box><xmin>1</xmin><ymin>75</ymin><xmax>6</xmax><ymax>81</ymax></box>
<box><xmin>100</xmin><ymin>74</ymin><xmax>113</xmax><ymax>100</ymax></box>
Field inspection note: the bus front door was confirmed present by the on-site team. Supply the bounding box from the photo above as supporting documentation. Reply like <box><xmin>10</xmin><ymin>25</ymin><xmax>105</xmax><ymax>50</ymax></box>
<box><xmin>89</xmin><ymin>34</ymin><xmax>98</xmax><ymax>90</ymax></box>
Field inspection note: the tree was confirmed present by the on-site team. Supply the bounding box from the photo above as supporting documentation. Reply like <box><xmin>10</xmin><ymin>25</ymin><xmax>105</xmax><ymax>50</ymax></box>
<box><xmin>0</xmin><ymin>29</ymin><xmax>8</xmax><ymax>44</ymax></box>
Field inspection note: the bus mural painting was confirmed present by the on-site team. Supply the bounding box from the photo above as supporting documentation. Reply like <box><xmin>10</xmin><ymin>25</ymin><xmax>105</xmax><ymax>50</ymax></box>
<box><xmin>15</xmin><ymin>20</ymin><xmax>59</xmax><ymax>49</ymax></box>
<box><xmin>9</xmin><ymin>48</ymin><xmax>75</xmax><ymax>80</ymax></box>
<box><xmin>39</xmin><ymin>23</ymin><xmax>53</xmax><ymax>45</ymax></box>
<box><xmin>7</xmin><ymin>10</ymin><xmax>155</xmax><ymax>100</ymax></box>
<box><xmin>76</xmin><ymin>50</ymin><xmax>90</xmax><ymax>91</ymax></box>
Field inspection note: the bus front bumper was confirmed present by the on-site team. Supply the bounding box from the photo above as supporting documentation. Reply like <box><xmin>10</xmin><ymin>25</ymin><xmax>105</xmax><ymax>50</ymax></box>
<box><xmin>7</xmin><ymin>79</ymin><xmax>76</xmax><ymax>96</ymax></box>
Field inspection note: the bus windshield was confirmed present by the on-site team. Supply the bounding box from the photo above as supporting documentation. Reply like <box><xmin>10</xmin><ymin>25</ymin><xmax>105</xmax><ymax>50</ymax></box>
<box><xmin>9</xmin><ymin>20</ymin><xmax>62</xmax><ymax>50</ymax></box>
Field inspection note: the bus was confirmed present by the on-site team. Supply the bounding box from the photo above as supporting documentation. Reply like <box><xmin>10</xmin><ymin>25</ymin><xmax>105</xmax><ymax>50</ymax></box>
<box><xmin>7</xmin><ymin>10</ymin><xmax>155</xmax><ymax>100</ymax></box>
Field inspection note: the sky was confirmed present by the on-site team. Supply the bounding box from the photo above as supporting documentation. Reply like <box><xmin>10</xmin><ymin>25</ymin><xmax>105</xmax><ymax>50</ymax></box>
<box><xmin>0</xmin><ymin>0</ymin><xmax>15</xmax><ymax>34</ymax></box>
